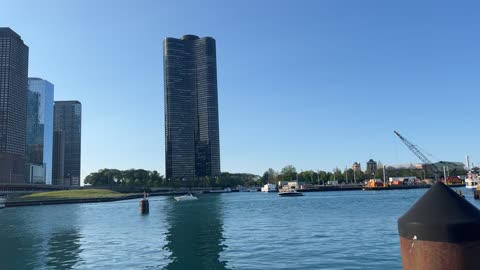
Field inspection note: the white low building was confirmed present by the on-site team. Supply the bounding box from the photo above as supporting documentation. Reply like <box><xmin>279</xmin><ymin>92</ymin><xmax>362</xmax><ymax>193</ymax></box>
<box><xmin>261</xmin><ymin>184</ymin><xmax>277</xmax><ymax>192</ymax></box>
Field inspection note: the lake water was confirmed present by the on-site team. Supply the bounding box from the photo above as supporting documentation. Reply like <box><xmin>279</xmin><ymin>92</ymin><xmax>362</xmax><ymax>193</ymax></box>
<box><xmin>0</xmin><ymin>187</ymin><xmax>476</xmax><ymax>270</ymax></box>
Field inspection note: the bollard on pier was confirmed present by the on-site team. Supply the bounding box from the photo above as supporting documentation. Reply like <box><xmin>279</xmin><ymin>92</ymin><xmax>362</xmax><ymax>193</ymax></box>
<box><xmin>398</xmin><ymin>182</ymin><xmax>480</xmax><ymax>270</ymax></box>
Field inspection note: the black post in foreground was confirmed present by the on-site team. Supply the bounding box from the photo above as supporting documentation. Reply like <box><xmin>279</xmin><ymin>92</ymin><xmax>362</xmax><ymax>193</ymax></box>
<box><xmin>398</xmin><ymin>182</ymin><xmax>480</xmax><ymax>270</ymax></box>
<box><xmin>140</xmin><ymin>192</ymin><xmax>149</xmax><ymax>214</ymax></box>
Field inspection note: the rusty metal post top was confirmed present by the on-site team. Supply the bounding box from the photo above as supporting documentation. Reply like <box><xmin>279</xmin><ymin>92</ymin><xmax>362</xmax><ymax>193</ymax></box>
<box><xmin>398</xmin><ymin>182</ymin><xmax>480</xmax><ymax>243</ymax></box>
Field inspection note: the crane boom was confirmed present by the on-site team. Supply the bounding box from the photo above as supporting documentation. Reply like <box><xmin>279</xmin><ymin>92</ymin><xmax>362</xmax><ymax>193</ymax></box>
<box><xmin>394</xmin><ymin>131</ymin><xmax>441</xmax><ymax>174</ymax></box>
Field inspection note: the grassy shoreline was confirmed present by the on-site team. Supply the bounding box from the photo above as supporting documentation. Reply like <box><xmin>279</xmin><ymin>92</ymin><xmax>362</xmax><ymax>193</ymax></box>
<box><xmin>18</xmin><ymin>189</ymin><xmax>126</xmax><ymax>201</ymax></box>
<box><xmin>4</xmin><ymin>189</ymin><xmax>193</xmax><ymax>208</ymax></box>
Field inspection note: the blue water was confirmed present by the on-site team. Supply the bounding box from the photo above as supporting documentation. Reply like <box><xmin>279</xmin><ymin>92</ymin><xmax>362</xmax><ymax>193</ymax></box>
<box><xmin>0</xmin><ymin>188</ymin><xmax>477</xmax><ymax>270</ymax></box>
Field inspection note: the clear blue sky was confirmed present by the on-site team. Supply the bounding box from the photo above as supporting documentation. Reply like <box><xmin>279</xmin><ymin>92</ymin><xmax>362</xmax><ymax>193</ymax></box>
<box><xmin>2</xmin><ymin>0</ymin><xmax>479</xmax><ymax>182</ymax></box>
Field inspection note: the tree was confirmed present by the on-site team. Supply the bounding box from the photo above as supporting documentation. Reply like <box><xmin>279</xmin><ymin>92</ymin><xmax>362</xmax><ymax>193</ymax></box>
<box><xmin>344</xmin><ymin>169</ymin><xmax>355</xmax><ymax>183</ymax></box>
<box><xmin>261</xmin><ymin>168</ymin><xmax>278</xmax><ymax>184</ymax></box>
<box><xmin>298</xmin><ymin>170</ymin><xmax>315</xmax><ymax>183</ymax></box>
<box><xmin>332</xmin><ymin>168</ymin><xmax>344</xmax><ymax>182</ymax></box>
<box><xmin>280</xmin><ymin>165</ymin><xmax>297</xmax><ymax>181</ymax></box>
<box><xmin>353</xmin><ymin>170</ymin><xmax>365</xmax><ymax>182</ymax></box>
<box><xmin>318</xmin><ymin>171</ymin><xmax>330</xmax><ymax>184</ymax></box>
<box><xmin>374</xmin><ymin>168</ymin><xmax>384</xmax><ymax>179</ymax></box>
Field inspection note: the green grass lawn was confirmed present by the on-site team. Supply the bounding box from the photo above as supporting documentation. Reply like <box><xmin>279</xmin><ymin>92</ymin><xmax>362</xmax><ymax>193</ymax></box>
<box><xmin>20</xmin><ymin>189</ymin><xmax>125</xmax><ymax>200</ymax></box>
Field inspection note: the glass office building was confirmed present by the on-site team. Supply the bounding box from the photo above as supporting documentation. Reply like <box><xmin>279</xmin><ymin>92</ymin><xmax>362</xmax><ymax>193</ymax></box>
<box><xmin>163</xmin><ymin>35</ymin><xmax>221</xmax><ymax>180</ymax></box>
<box><xmin>53</xmin><ymin>101</ymin><xmax>81</xmax><ymax>186</ymax></box>
<box><xmin>26</xmin><ymin>78</ymin><xmax>54</xmax><ymax>184</ymax></box>
<box><xmin>0</xmin><ymin>28</ymin><xmax>29</xmax><ymax>183</ymax></box>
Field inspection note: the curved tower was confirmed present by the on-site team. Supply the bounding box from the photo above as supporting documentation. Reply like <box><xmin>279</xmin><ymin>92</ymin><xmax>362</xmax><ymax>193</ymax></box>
<box><xmin>163</xmin><ymin>35</ymin><xmax>221</xmax><ymax>180</ymax></box>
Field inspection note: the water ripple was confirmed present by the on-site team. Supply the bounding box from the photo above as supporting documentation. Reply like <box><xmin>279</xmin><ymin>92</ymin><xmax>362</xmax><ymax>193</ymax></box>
<box><xmin>1</xmin><ymin>188</ymin><xmax>478</xmax><ymax>269</ymax></box>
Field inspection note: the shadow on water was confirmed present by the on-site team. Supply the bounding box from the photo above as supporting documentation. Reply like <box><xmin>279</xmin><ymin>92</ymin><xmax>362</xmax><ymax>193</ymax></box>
<box><xmin>0</xmin><ymin>205</ymin><xmax>83</xmax><ymax>270</ymax></box>
<box><xmin>46</xmin><ymin>229</ymin><xmax>82</xmax><ymax>269</ymax></box>
<box><xmin>163</xmin><ymin>194</ymin><xmax>228</xmax><ymax>270</ymax></box>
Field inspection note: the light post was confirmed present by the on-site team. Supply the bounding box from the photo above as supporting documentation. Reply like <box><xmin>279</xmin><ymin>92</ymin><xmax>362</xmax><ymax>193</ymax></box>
<box><xmin>443</xmin><ymin>166</ymin><xmax>447</xmax><ymax>184</ymax></box>
<box><xmin>383</xmin><ymin>165</ymin><xmax>386</xmax><ymax>187</ymax></box>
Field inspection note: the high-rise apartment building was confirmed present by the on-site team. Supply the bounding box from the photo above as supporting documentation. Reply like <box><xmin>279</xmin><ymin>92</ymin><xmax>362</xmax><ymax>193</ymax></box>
<box><xmin>0</xmin><ymin>28</ymin><xmax>29</xmax><ymax>183</ymax></box>
<box><xmin>52</xmin><ymin>130</ymin><xmax>65</xmax><ymax>185</ymax></box>
<box><xmin>53</xmin><ymin>101</ymin><xmax>81</xmax><ymax>186</ymax></box>
<box><xmin>163</xmin><ymin>35</ymin><xmax>221</xmax><ymax>180</ymax></box>
<box><xmin>26</xmin><ymin>78</ymin><xmax>54</xmax><ymax>184</ymax></box>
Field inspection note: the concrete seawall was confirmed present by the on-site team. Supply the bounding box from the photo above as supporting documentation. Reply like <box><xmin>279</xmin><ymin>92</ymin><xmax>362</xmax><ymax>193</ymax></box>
<box><xmin>4</xmin><ymin>191</ymin><xmax>194</xmax><ymax>208</ymax></box>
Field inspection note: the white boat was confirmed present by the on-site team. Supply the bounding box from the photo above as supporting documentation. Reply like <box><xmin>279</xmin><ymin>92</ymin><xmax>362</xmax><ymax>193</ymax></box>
<box><xmin>0</xmin><ymin>197</ymin><xmax>6</xmax><ymax>209</ymax></box>
<box><xmin>208</xmin><ymin>188</ymin><xmax>232</xmax><ymax>193</ymax></box>
<box><xmin>465</xmin><ymin>172</ymin><xmax>480</xmax><ymax>189</ymax></box>
<box><xmin>261</xmin><ymin>184</ymin><xmax>277</xmax><ymax>192</ymax></box>
<box><xmin>465</xmin><ymin>177</ymin><xmax>480</xmax><ymax>189</ymax></box>
<box><xmin>174</xmin><ymin>193</ymin><xmax>198</xmax><ymax>201</ymax></box>
<box><xmin>278</xmin><ymin>189</ymin><xmax>304</xmax><ymax>197</ymax></box>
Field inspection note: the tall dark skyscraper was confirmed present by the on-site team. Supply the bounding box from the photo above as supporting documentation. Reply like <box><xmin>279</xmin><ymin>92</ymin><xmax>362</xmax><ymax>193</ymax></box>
<box><xmin>163</xmin><ymin>35</ymin><xmax>221</xmax><ymax>180</ymax></box>
<box><xmin>0</xmin><ymin>28</ymin><xmax>29</xmax><ymax>183</ymax></box>
<box><xmin>52</xmin><ymin>130</ymin><xmax>65</xmax><ymax>185</ymax></box>
<box><xmin>53</xmin><ymin>101</ymin><xmax>81</xmax><ymax>186</ymax></box>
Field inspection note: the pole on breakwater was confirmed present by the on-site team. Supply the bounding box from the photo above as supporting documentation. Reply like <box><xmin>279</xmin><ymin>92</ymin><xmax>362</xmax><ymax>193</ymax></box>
<box><xmin>398</xmin><ymin>182</ymin><xmax>480</xmax><ymax>270</ymax></box>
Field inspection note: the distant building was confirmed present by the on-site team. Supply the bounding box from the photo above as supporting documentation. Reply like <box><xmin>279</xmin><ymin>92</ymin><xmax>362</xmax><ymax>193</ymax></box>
<box><xmin>352</xmin><ymin>162</ymin><xmax>361</xmax><ymax>172</ymax></box>
<box><xmin>386</xmin><ymin>162</ymin><xmax>464</xmax><ymax>171</ymax></box>
<box><xmin>0</xmin><ymin>28</ymin><xmax>29</xmax><ymax>183</ymax></box>
<box><xmin>366</xmin><ymin>159</ymin><xmax>377</xmax><ymax>174</ymax></box>
<box><xmin>432</xmin><ymin>161</ymin><xmax>465</xmax><ymax>171</ymax></box>
<box><xmin>25</xmin><ymin>78</ymin><xmax>54</xmax><ymax>184</ymax></box>
<box><xmin>54</xmin><ymin>101</ymin><xmax>81</xmax><ymax>186</ymax></box>
<box><xmin>386</xmin><ymin>163</ymin><xmax>423</xmax><ymax>170</ymax></box>
<box><xmin>163</xmin><ymin>35</ymin><xmax>221</xmax><ymax>180</ymax></box>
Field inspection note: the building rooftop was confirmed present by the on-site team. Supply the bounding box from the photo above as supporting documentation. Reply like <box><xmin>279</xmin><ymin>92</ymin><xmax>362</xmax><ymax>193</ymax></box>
<box><xmin>181</xmin><ymin>34</ymin><xmax>199</xmax><ymax>40</ymax></box>
<box><xmin>54</xmin><ymin>100</ymin><xmax>81</xmax><ymax>105</ymax></box>
<box><xmin>165</xmin><ymin>35</ymin><xmax>214</xmax><ymax>42</ymax></box>
<box><xmin>0</xmin><ymin>27</ymin><xmax>24</xmax><ymax>43</ymax></box>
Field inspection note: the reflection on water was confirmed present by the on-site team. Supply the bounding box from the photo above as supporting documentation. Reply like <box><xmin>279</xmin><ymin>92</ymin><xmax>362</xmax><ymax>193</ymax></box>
<box><xmin>1</xmin><ymin>190</ymin><xmax>449</xmax><ymax>269</ymax></box>
<box><xmin>0</xmin><ymin>205</ymin><xmax>82</xmax><ymax>269</ymax></box>
<box><xmin>46</xmin><ymin>229</ymin><xmax>82</xmax><ymax>269</ymax></box>
<box><xmin>164</xmin><ymin>194</ymin><xmax>227</xmax><ymax>270</ymax></box>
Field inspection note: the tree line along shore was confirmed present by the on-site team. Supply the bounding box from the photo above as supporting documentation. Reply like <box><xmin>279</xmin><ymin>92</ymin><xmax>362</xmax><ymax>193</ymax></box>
<box><xmin>83</xmin><ymin>166</ymin><xmax>473</xmax><ymax>189</ymax></box>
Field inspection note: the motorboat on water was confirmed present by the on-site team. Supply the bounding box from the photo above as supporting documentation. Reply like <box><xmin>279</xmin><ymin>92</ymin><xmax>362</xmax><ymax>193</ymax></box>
<box><xmin>278</xmin><ymin>189</ymin><xmax>304</xmax><ymax>197</ymax></box>
<box><xmin>174</xmin><ymin>193</ymin><xmax>198</xmax><ymax>201</ymax></box>
<box><xmin>465</xmin><ymin>172</ymin><xmax>480</xmax><ymax>189</ymax></box>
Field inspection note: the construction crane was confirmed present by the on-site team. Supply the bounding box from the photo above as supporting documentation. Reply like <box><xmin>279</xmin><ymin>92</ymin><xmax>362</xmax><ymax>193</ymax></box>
<box><xmin>394</xmin><ymin>131</ymin><xmax>441</xmax><ymax>177</ymax></box>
